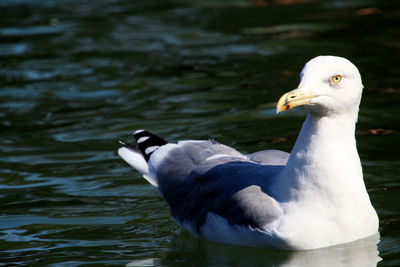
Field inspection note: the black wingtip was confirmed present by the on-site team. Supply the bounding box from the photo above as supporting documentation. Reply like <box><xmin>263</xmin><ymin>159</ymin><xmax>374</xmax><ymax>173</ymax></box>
<box><xmin>132</xmin><ymin>130</ymin><xmax>168</xmax><ymax>161</ymax></box>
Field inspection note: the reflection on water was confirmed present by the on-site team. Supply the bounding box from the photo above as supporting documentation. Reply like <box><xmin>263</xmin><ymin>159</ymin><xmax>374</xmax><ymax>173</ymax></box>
<box><xmin>128</xmin><ymin>234</ymin><xmax>381</xmax><ymax>267</ymax></box>
<box><xmin>0</xmin><ymin>0</ymin><xmax>399</xmax><ymax>265</ymax></box>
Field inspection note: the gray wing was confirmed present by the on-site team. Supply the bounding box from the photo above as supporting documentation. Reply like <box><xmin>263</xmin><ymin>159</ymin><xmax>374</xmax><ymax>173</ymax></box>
<box><xmin>152</xmin><ymin>141</ymin><xmax>284</xmax><ymax>232</ymax></box>
<box><xmin>247</xmin><ymin>150</ymin><xmax>289</xmax><ymax>166</ymax></box>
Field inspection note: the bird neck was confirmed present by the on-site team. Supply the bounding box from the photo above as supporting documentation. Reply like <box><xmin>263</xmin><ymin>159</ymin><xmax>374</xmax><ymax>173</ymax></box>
<box><xmin>276</xmin><ymin>113</ymin><xmax>368</xmax><ymax>203</ymax></box>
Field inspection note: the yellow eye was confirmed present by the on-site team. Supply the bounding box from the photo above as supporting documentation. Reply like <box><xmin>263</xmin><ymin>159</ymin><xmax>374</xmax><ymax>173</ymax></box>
<box><xmin>331</xmin><ymin>74</ymin><xmax>342</xmax><ymax>84</ymax></box>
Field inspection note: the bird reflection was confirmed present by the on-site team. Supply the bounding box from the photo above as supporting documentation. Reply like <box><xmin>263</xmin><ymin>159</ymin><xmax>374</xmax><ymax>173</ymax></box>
<box><xmin>126</xmin><ymin>233</ymin><xmax>380</xmax><ymax>266</ymax></box>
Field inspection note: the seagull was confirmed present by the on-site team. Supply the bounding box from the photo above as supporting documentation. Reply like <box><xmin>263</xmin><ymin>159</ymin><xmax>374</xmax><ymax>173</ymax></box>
<box><xmin>118</xmin><ymin>56</ymin><xmax>379</xmax><ymax>250</ymax></box>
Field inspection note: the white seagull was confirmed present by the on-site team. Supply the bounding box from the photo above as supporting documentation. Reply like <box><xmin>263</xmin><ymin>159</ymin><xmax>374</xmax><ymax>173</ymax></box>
<box><xmin>118</xmin><ymin>56</ymin><xmax>379</xmax><ymax>250</ymax></box>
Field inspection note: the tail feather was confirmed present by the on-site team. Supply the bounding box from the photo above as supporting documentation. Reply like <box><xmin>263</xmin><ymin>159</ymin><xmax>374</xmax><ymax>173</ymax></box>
<box><xmin>118</xmin><ymin>147</ymin><xmax>149</xmax><ymax>175</ymax></box>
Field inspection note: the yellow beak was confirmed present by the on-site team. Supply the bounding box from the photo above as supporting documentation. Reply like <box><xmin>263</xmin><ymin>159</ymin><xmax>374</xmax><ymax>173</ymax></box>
<box><xmin>276</xmin><ymin>88</ymin><xmax>316</xmax><ymax>114</ymax></box>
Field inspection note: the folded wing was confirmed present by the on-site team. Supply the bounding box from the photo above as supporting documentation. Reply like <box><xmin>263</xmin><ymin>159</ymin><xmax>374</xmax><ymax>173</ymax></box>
<box><xmin>149</xmin><ymin>140</ymin><xmax>284</xmax><ymax>232</ymax></box>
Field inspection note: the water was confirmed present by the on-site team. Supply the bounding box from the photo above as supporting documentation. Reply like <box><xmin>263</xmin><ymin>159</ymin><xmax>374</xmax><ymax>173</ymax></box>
<box><xmin>1</xmin><ymin>0</ymin><xmax>399</xmax><ymax>265</ymax></box>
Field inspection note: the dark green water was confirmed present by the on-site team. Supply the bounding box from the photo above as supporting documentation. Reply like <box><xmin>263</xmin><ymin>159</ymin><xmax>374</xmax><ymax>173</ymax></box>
<box><xmin>1</xmin><ymin>0</ymin><xmax>399</xmax><ymax>266</ymax></box>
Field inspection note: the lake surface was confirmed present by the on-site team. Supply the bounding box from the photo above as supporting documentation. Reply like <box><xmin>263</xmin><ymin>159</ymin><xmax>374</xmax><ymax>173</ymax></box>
<box><xmin>1</xmin><ymin>0</ymin><xmax>399</xmax><ymax>266</ymax></box>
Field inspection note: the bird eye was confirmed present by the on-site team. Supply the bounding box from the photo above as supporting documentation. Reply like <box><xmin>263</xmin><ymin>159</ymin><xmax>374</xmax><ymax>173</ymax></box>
<box><xmin>331</xmin><ymin>74</ymin><xmax>342</xmax><ymax>84</ymax></box>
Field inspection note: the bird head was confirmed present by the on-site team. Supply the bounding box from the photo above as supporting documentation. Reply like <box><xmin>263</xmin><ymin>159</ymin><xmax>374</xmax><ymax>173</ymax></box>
<box><xmin>276</xmin><ymin>56</ymin><xmax>364</xmax><ymax>117</ymax></box>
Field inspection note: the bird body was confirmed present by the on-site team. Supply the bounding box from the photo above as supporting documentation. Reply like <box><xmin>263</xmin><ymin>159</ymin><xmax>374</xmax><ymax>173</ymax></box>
<box><xmin>118</xmin><ymin>56</ymin><xmax>379</xmax><ymax>250</ymax></box>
